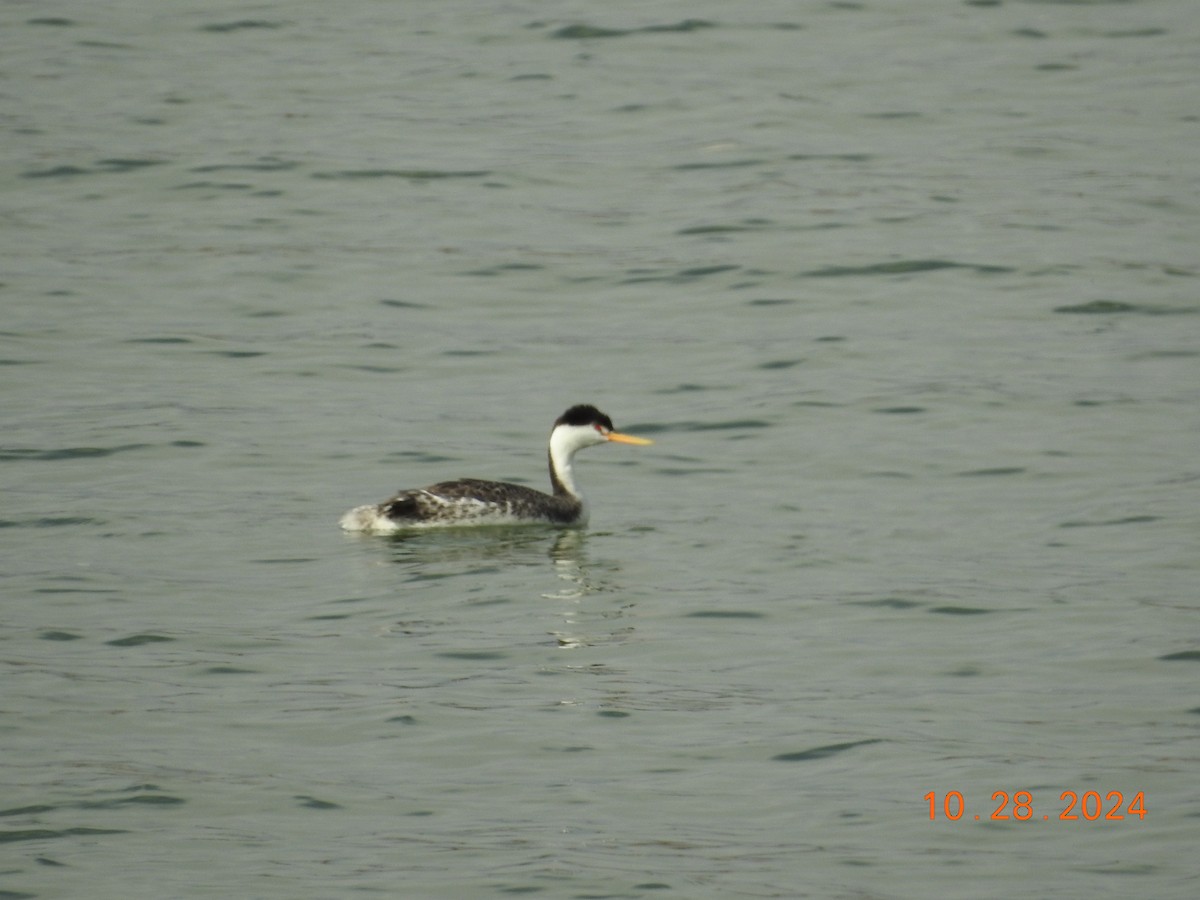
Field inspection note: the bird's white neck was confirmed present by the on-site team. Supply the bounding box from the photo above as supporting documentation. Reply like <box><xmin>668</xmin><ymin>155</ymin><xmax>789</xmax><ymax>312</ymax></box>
<box><xmin>548</xmin><ymin>424</ymin><xmax>600</xmax><ymax>501</ymax></box>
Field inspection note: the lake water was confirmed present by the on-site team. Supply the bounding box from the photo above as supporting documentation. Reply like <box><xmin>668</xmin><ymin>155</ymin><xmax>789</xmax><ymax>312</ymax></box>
<box><xmin>4</xmin><ymin>1</ymin><xmax>1198</xmax><ymax>897</ymax></box>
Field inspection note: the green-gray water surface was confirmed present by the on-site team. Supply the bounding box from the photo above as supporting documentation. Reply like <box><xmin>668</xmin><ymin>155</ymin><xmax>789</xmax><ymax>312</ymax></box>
<box><xmin>4</xmin><ymin>1</ymin><xmax>1198</xmax><ymax>897</ymax></box>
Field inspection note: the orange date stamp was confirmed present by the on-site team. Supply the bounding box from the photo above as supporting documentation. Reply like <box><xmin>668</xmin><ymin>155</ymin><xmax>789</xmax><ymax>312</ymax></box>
<box><xmin>925</xmin><ymin>790</ymin><xmax>1146</xmax><ymax>822</ymax></box>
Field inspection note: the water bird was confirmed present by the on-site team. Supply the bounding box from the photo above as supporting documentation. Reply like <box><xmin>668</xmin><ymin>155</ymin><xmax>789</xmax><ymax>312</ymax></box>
<box><xmin>339</xmin><ymin>404</ymin><xmax>653</xmax><ymax>534</ymax></box>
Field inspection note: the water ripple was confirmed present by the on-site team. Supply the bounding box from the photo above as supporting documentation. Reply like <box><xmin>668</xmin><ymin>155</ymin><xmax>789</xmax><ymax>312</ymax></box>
<box><xmin>0</xmin><ymin>444</ymin><xmax>151</xmax><ymax>461</ymax></box>
<box><xmin>551</xmin><ymin>20</ymin><xmax>716</xmax><ymax>40</ymax></box>
<box><xmin>773</xmin><ymin>739</ymin><xmax>885</xmax><ymax>762</ymax></box>
<box><xmin>802</xmin><ymin>259</ymin><xmax>1013</xmax><ymax>277</ymax></box>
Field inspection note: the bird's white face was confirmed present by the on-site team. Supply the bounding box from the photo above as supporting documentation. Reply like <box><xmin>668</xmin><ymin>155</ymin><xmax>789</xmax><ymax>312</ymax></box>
<box><xmin>552</xmin><ymin>423</ymin><xmax>611</xmax><ymax>456</ymax></box>
<box><xmin>553</xmin><ymin>422</ymin><xmax>654</xmax><ymax>455</ymax></box>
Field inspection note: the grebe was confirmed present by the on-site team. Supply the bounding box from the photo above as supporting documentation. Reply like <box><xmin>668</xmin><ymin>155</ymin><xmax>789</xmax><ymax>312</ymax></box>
<box><xmin>339</xmin><ymin>404</ymin><xmax>653</xmax><ymax>534</ymax></box>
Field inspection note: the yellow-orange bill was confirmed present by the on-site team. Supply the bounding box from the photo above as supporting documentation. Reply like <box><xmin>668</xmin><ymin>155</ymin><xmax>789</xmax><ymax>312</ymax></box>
<box><xmin>607</xmin><ymin>431</ymin><xmax>654</xmax><ymax>446</ymax></box>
